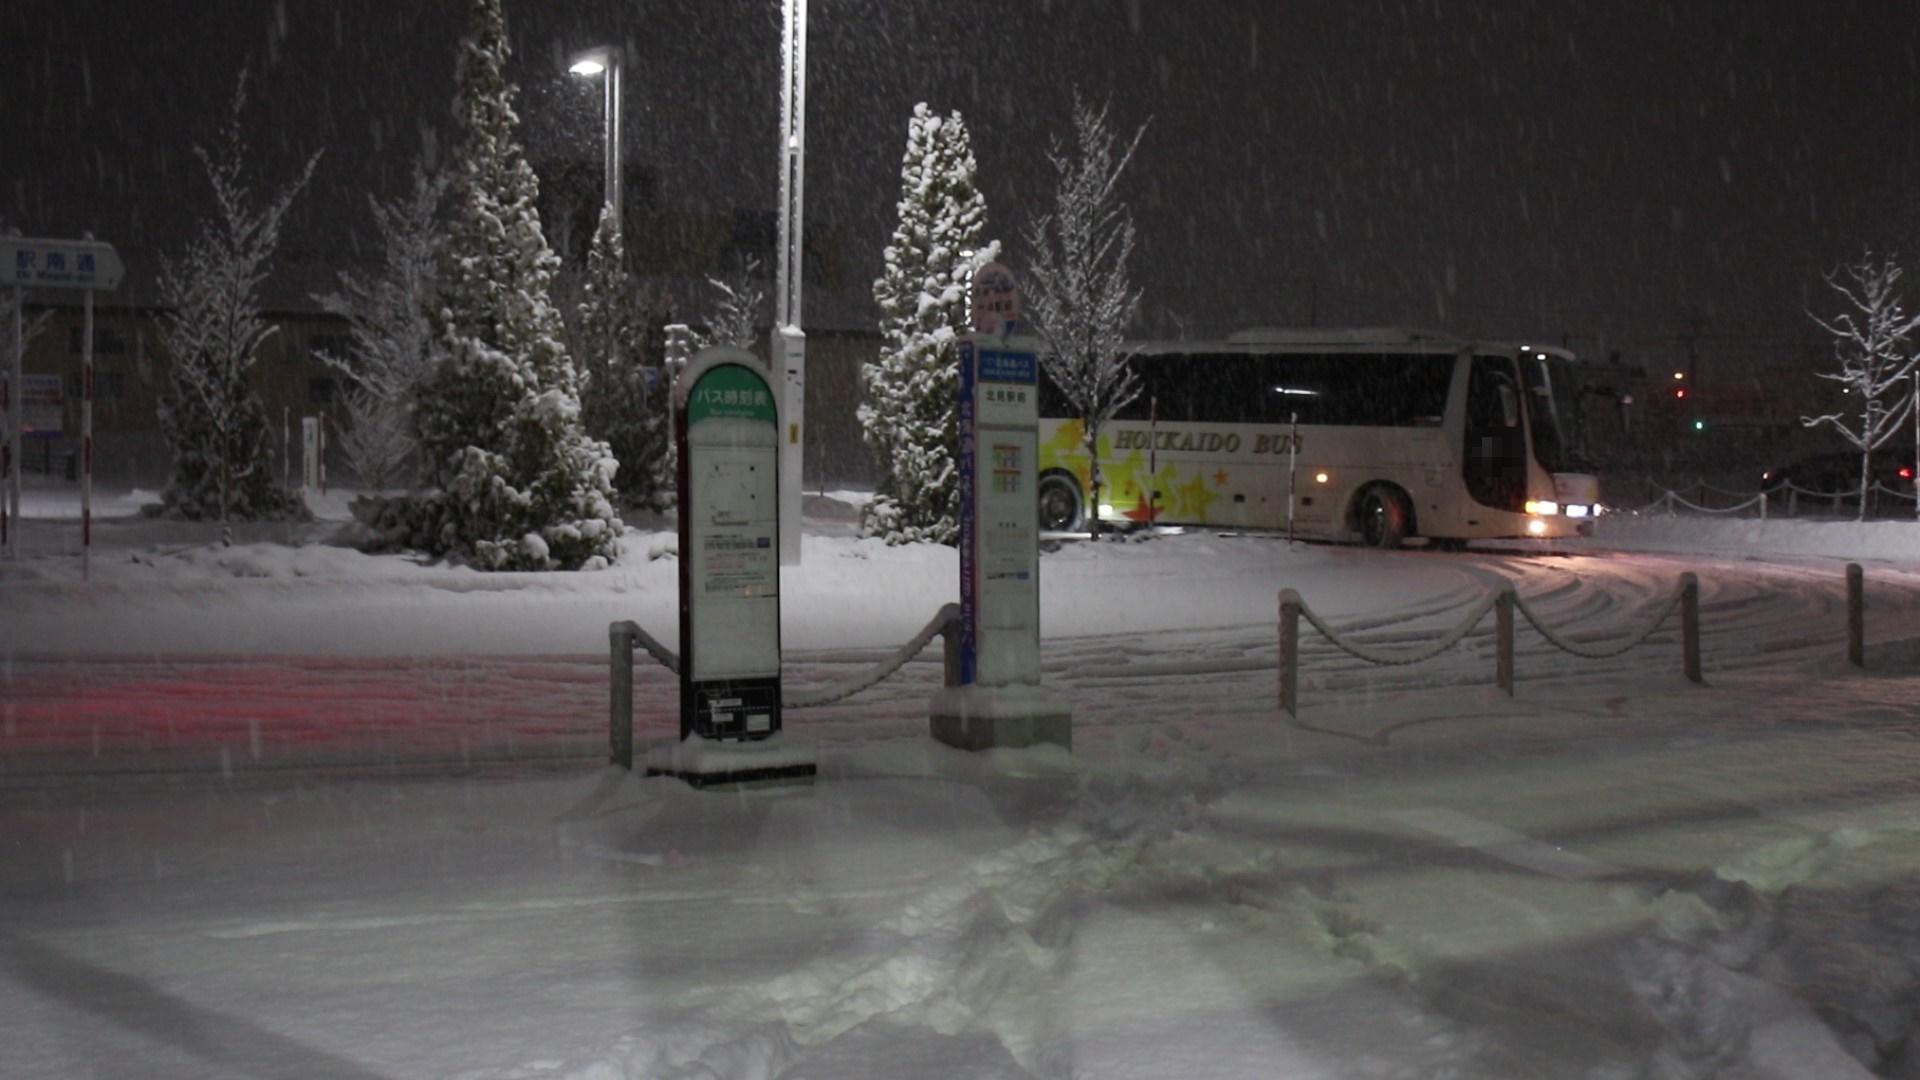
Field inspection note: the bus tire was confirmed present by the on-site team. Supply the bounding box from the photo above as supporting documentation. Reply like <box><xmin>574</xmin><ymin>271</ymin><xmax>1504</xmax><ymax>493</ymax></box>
<box><xmin>1037</xmin><ymin>472</ymin><xmax>1086</xmax><ymax>533</ymax></box>
<box><xmin>1357</xmin><ymin>485</ymin><xmax>1413</xmax><ymax>549</ymax></box>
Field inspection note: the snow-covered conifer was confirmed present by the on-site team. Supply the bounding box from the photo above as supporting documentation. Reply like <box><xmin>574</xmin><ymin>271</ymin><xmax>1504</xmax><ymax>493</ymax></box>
<box><xmin>1023</xmin><ymin>94</ymin><xmax>1148</xmax><ymax>533</ymax></box>
<box><xmin>315</xmin><ymin>166</ymin><xmax>442</xmax><ymax>490</ymax></box>
<box><xmin>1803</xmin><ymin>248</ymin><xmax>1920</xmax><ymax>519</ymax></box>
<box><xmin>861</xmin><ymin>104</ymin><xmax>999</xmax><ymax>545</ymax></box>
<box><xmin>155</xmin><ymin>70</ymin><xmax>319</xmax><ymax>527</ymax></box>
<box><xmin>411</xmin><ymin>0</ymin><xmax>623</xmax><ymax>570</ymax></box>
<box><xmin>576</xmin><ymin>206</ymin><xmax>671</xmax><ymax>510</ymax></box>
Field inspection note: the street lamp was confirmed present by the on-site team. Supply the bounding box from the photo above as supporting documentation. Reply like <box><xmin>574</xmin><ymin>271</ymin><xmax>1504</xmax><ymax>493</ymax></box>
<box><xmin>568</xmin><ymin>45</ymin><xmax>622</xmax><ymax>242</ymax></box>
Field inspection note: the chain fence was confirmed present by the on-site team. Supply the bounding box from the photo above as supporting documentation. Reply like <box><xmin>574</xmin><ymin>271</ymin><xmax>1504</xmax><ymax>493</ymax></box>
<box><xmin>607</xmin><ymin>605</ymin><xmax>961</xmax><ymax>768</ymax></box>
<box><xmin>1615</xmin><ymin>477</ymin><xmax>1919</xmax><ymax>520</ymax></box>
<box><xmin>1278</xmin><ymin>574</ymin><xmax>1701</xmax><ymax>716</ymax></box>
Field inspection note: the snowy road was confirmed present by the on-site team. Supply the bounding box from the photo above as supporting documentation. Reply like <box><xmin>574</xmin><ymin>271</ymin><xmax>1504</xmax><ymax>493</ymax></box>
<box><xmin>6</xmin><ymin>524</ymin><xmax>1920</xmax><ymax>1077</ymax></box>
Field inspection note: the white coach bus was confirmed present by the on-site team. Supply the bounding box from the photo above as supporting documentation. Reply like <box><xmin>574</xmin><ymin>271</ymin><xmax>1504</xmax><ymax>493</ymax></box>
<box><xmin>1034</xmin><ymin>327</ymin><xmax>1600</xmax><ymax>547</ymax></box>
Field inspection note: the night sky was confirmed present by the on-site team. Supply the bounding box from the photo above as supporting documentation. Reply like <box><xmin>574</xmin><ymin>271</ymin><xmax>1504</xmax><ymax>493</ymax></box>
<box><xmin>5</xmin><ymin>0</ymin><xmax>1918</xmax><ymax>360</ymax></box>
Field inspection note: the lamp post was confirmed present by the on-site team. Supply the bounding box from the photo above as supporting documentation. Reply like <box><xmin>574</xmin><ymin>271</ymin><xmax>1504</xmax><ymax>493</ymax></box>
<box><xmin>775</xmin><ymin>0</ymin><xmax>807</xmax><ymax>565</ymax></box>
<box><xmin>568</xmin><ymin>46</ymin><xmax>622</xmax><ymax>241</ymax></box>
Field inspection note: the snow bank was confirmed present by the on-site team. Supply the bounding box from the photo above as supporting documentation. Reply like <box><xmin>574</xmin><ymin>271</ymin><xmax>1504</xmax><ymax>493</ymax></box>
<box><xmin>1584</xmin><ymin>512</ymin><xmax>1920</xmax><ymax>563</ymax></box>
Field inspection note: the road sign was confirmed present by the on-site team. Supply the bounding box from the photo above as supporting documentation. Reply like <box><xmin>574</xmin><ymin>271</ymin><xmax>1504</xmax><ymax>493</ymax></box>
<box><xmin>4</xmin><ymin>238</ymin><xmax>124</xmax><ymax>292</ymax></box>
<box><xmin>5</xmin><ymin>236</ymin><xmax>121</xmax><ymax>562</ymax></box>
<box><xmin>931</xmin><ymin>333</ymin><xmax>1072</xmax><ymax>751</ymax></box>
<box><xmin>970</xmin><ymin>262</ymin><xmax>1021</xmax><ymax>335</ymax></box>
<box><xmin>20</xmin><ymin>375</ymin><xmax>63</xmax><ymax>436</ymax></box>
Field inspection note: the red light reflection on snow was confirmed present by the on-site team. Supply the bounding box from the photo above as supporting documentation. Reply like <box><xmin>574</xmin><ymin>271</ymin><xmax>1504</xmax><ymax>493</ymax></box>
<box><xmin>0</xmin><ymin>654</ymin><xmax>678</xmax><ymax>768</ymax></box>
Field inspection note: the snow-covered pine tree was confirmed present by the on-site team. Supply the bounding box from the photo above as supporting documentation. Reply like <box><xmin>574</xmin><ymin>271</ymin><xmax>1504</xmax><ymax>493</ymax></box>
<box><xmin>411</xmin><ymin>0</ymin><xmax>623</xmax><ymax>570</ymax></box>
<box><xmin>314</xmin><ymin>166</ymin><xmax>442</xmax><ymax>490</ymax></box>
<box><xmin>861</xmin><ymin>103</ymin><xmax>999</xmax><ymax>545</ymax></box>
<box><xmin>576</xmin><ymin>206</ymin><xmax>671</xmax><ymax>510</ymax></box>
<box><xmin>1023</xmin><ymin>94</ymin><xmax>1148</xmax><ymax>534</ymax></box>
<box><xmin>155</xmin><ymin>69</ymin><xmax>319</xmax><ymax>528</ymax></box>
<box><xmin>1804</xmin><ymin>248</ymin><xmax>1920</xmax><ymax>520</ymax></box>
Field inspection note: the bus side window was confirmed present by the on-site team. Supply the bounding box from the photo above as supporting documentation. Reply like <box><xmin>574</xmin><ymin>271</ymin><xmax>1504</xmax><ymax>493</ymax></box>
<box><xmin>1498</xmin><ymin>381</ymin><xmax>1520</xmax><ymax>428</ymax></box>
<box><xmin>1189</xmin><ymin>354</ymin><xmax>1266</xmax><ymax>423</ymax></box>
<box><xmin>1259</xmin><ymin>353</ymin><xmax>1327</xmax><ymax>424</ymax></box>
<box><xmin>1142</xmin><ymin>357</ymin><xmax>1193</xmax><ymax>422</ymax></box>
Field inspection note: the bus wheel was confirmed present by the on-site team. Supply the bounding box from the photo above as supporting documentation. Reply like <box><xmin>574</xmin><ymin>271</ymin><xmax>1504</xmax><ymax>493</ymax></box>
<box><xmin>1037</xmin><ymin>473</ymin><xmax>1086</xmax><ymax>532</ymax></box>
<box><xmin>1358</xmin><ymin>486</ymin><xmax>1412</xmax><ymax>549</ymax></box>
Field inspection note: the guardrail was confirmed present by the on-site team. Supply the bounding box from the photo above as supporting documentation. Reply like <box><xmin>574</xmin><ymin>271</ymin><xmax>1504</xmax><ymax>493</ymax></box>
<box><xmin>607</xmin><ymin>604</ymin><xmax>963</xmax><ymax>769</ymax></box>
<box><xmin>1277</xmin><ymin>574</ymin><xmax>1702</xmax><ymax>716</ymax></box>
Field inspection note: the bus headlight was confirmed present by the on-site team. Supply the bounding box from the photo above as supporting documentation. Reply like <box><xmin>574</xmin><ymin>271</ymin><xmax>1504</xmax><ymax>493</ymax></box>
<box><xmin>1526</xmin><ymin>518</ymin><xmax>1549</xmax><ymax>536</ymax></box>
<box><xmin>1524</xmin><ymin>500</ymin><xmax>1560</xmax><ymax>516</ymax></box>
<box><xmin>1564</xmin><ymin>504</ymin><xmax>1590</xmax><ymax>519</ymax></box>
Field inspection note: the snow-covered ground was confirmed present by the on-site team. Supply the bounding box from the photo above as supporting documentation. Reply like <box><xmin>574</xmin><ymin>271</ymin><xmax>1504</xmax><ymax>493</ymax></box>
<box><xmin>5</xmin><ymin>487</ymin><xmax>1920</xmax><ymax>1078</ymax></box>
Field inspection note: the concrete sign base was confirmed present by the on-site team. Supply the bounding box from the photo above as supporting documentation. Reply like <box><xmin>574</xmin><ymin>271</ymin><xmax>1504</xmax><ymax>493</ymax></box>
<box><xmin>928</xmin><ymin>684</ymin><xmax>1073</xmax><ymax>752</ymax></box>
<box><xmin>643</xmin><ymin>732</ymin><xmax>817</xmax><ymax>788</ymax></box>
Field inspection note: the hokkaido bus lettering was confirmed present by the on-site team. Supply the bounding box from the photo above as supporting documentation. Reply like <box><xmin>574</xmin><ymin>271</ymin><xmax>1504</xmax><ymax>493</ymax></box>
<box><xmin>1111</xmin><ymin>429</ymin><xmax>1244</xmax><ymax>453</ymax></box>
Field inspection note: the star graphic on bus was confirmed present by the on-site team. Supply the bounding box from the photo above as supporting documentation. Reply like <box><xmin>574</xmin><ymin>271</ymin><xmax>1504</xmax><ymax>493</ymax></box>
<box><xmin>1175</xmin><ymin>473</ymin><xmax>1218</xmax><ymax>518</ymax></box>
<box><xmin>1213</xmin><ymin>468</ymin><xmax>1229</xmax><ymax>487</ymax></box>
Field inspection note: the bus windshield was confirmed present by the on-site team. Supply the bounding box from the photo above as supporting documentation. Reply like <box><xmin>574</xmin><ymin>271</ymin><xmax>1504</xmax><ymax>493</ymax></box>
<box><xmin>1520</xmin><ymin>353</ymin><xmax>1591</xmax><ymax>473</ymax></box>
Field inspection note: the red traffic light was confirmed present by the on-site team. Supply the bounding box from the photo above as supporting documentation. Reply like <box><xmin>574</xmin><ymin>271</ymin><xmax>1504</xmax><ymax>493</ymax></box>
<box><xmin>1674</xmin><ymin>387</ymin><xmax>1688</xmax><ymax>399</ymax></box>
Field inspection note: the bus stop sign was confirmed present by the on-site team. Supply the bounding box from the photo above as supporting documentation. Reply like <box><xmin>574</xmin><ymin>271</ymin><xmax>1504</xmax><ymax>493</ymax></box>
<box><xmin>675</xmin><ymin>349</ymin><xmax>784</xmax><ymax>742</ymax></box>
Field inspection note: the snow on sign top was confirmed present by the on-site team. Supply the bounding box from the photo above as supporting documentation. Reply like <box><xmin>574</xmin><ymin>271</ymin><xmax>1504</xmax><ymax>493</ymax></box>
<box><xmin>971</xmin><ymin>262</ymin><xmax>1021</xmax><ymax>335</ymax></box>
<box><xmin>2</xmin><ymin>237</ymin><xmax>124</xmax><ymax>291</ymax></box>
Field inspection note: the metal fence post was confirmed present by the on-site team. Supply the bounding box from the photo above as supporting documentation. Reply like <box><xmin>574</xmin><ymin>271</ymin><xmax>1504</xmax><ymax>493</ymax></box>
<box><xmin>1496</xmin><ymin>587</ymin><xmax>1516</xmax><ymax>695</ymax></box>
<box><xmin>1680</xmin><ymin>573</ymin><xmax>1702</xmax><ymax>684</ymax></box>
<box><xmin>1279</xmin><ymin>589</ymin><xmax>1301</xmax><ymax>717</ymax></box>
<box><xmin>1847</xmin><ymin>562</ymin><xmax>1865</xmax><ymax>668</ymax></box>
<box><xmin>610</xmin><ymin>621</ymin><xmax>636</xmax><ymax>769</ymax></box>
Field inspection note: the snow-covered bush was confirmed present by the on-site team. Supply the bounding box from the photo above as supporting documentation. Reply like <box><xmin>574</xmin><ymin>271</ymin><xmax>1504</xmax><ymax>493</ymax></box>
<box><xmin>314</xmin><ymin>167</ymin><xmax>442</xmax><ymax>490</ymax></box>
<box><xmin>697</xmin><ymin>255</ymin><xmax>766</xmax><ymax>352</ymax></box>
<box><xmin>409</xmin><ymin>0</ymin><xmax>622</xmax><ymax>570</ymax></box>
<box><xmin>575</xmin><ymin>206</ymin><xmax>672</xmax><ymax>510</ymax></box>
<box><xmin>154</xmin><ymin>70</ymin><xmax>318</xmax><ymax>526</ymax></box>
<box><xmin>860</xmin><ymin>103</ymin><xmax>1000</xmax><ymax>545</ymax></box>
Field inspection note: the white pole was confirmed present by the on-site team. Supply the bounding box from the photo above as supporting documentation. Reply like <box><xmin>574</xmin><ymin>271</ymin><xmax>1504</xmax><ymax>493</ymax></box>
<box><xmin>6</xmin><ymin>282</ymin><xmax>20</xmax><ymax>559</ymax></box>
<box><xmin>1287</xmin><ymin>411</ymin><xmax>1299</xmax><ymax>546</ymax></box>
<box><xmin>1147</xmin><ymin>394</ymin><xmax>1158</xmax><ymax>524</ymax></box>
<box><xmin>1912</xmin><ymin>371</ymin><xmax>1918</xmax><ymax>521</ymax></box>
<box><xmin>607</xmin><ymin>52</ymin><xmax>623</xmax><ymax>243</ymax></box>
<box><xmin>775</xmin><ymin>0</ymin><xmax>807</xmax><ymax>566</ymax></box>
<box><xmin>82</xmin><ymin>287</ymin><xmax>93</xmax><ymax>579</ymax></box>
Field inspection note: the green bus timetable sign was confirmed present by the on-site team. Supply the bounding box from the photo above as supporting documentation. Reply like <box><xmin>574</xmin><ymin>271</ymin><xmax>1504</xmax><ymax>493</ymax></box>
<box><xmin>687</xmin><ymin>364</ymin><xmax>778</xmax><ymax>425</ymax></box>
<box><xmin>676</xmin><ymin>351</ymin><xmax>784</xmax><ymax>745</ymax></box>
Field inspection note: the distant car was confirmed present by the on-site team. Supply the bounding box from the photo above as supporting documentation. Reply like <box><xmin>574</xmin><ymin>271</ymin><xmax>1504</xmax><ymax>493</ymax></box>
<box><xmin>1762</xmin><ymin>450</ymin><xmax>1915</xmax><ymax>498</ymax></box>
